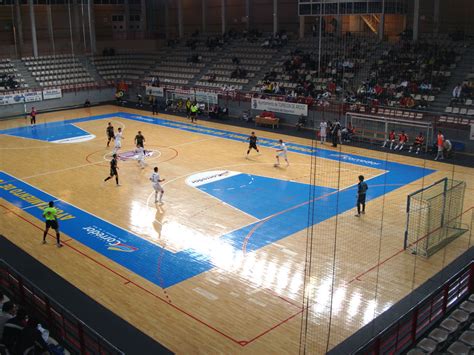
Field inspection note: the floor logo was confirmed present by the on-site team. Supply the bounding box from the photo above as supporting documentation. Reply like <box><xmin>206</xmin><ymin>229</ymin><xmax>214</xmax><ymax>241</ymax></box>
<box><xmin>117</xmin><ymin>150</ymin><xmax>157</xmax><ymax>161</ymax></box>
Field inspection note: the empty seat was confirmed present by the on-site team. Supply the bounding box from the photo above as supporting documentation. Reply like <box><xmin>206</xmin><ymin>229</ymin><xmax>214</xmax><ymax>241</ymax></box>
<box><xmin>447</xmin><ymin>341</ymin><xmax>469</xmax><ymax>355</ymax></box>
<box><xmin>459</xmin><ymin>300</ymin><xmax>474</xmax><ymax>316</ymax></box>
<box><xmin>406</xmin><ymin>348</ymin><xmax>425</xmax><ymax>355</ymax></box>
<box><xmin>459</xmin><ymin>330</ymin><xmax>474</xmax><ymax>347</ymax></box>
<box><xmin>428</xmin><ymin>327</ymin><xmax>449</xmax><ymax>345</ymax></box>
<box><xmin>417</xmin><ymin>337</ymin><xmax>437</xmax><ymax>353</ymax></box>
<box><xmin>440</xmin><ymin>318</ymin><xmax>460</xmax><ymax>335</ymax></box>
<box><xmin>450</xmin><ymin>309</ymin><xmax>469</xmax><ymax>324</ymax></box>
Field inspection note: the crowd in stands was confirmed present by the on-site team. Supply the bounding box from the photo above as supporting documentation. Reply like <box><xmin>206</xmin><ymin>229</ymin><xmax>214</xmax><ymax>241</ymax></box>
<box><xmin>0</xmin><ymin>291</ymin><xmax>65</xmax><ymax>354</ymax></box>
<box><xmin>350</xmin><ymin>41</ymin><xmax>458</xmax><ymax>109</ymax></box>
<box><xmin>0</xmin><ymin>74</ymin><xmax>19</xmax><ymax>91</ymax></box>
<box><xmin>260</xmin><ymin>31</ymin><xmax>288</xmax><ymax>49</ymax></box>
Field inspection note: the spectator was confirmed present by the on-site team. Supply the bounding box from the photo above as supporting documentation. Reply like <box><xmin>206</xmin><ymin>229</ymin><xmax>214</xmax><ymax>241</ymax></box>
<box><xmin>0</xmin><ymin>302</ymin><xmax>17</xmax><ymax>340</ymax></box>
<box><xmin>0</xmin><ymin>292</ymin><xmax>6</xmax><ymax>308</ymax></box>
<box><xmin>84</xmin><ymin>99</ymin><xmax>91</xmax><ymax>107</ymax></box>
<box><xmin>2</xmin><ymin>308</ymin><xmax>28</xmax><ymax>351</ymax></box>
<box><xmin>452</xmin><ymin>83</ymin><xmax>462</xmax><ymax>100</ymax></box>
<box><xmin>14</xmin><ymin>317</ymin><xmax>49</xmax><ymax>355</ymax></box>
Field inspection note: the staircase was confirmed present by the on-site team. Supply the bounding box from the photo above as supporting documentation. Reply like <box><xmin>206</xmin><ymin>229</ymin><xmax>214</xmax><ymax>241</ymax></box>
<box><xmin>428</xmin><ymin>45</ymin><xmax>474</xmax><ymax>113</ymax></box>
<box><xmin>361</xmin><ymin>14</ymin><xmax>380</xmax><ymax>35</ymax></box>
<box><xmin>79</xmin><ymin>55</ymin><xmax>105</xmax><ymax>85</ymax></box>
<box><xmin>11</xmin><ymin>59</ymin><xmax>37</xmax><ymax>89</ymax></box>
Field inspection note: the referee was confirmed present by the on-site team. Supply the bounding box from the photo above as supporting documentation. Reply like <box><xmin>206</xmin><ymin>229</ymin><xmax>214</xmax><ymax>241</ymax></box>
<box><xmin>355</xmin><ymin>175</ymin><xmax>368</xmax><ymax>217</ymax></box>
<box><xmin>42</xmin><ymin>201</ymin><xmax>62</xmax><ymax>247</ymax></box>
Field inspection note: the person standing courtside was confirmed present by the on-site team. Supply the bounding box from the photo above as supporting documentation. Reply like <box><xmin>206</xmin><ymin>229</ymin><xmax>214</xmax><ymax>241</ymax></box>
<box><xmin>106</xmin><ymin>122</ymin><xmax>115</xmax><ymax>147</ymax></box>
<box><xmin>320</xmin><ymin>120</ymin><xmax>327</xmax><ymax>144</ymax></box>
<box><xmin>435</xmin><ymin>130</ymin><xmax>445</xmax><ymax>161</ymax></box>
<box><xmin>104</xmin><ymin>153</ymin><xmax>120</xmax><ymax>186</ymax></box>
<box><xmin>42</xmin><ymin>201</ymin><xmax>62</xmax><ymax>247</ymax></box>
<box><xmin>30</xmin><ymin>107</ymin><xmax>37</xmax><ymax>125</ymax></box>
<box><xmin>246</xmin><ymin>132</ymin><xmax>260</xmax><ymax>157</ymax></box>
<box><xmin>355</xmin><ymin>175</ymin><xmax>368</xmax><ymax>217</ymax></box>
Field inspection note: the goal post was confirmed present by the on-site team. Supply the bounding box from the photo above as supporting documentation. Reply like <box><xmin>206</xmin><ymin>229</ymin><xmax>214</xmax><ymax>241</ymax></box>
<box><xmin>404</xmin><ymin>178</ymin><xmax>468</xmax><ymax>257</ymax></box>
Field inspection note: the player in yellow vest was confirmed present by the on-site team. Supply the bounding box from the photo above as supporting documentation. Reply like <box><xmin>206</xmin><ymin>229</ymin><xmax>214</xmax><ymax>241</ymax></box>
<box><xmin>190</xmin><ymin>103</ymin><xmax>198</xmax><ymax>123</ymax></box>
<box><xmin>42</xmin><ymin>201</ymin><xmax>62</xmax><ymax>248</ymax></box>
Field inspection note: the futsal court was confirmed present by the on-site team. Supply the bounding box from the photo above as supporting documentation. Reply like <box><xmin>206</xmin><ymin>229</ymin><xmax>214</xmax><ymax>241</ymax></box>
<box><xmin>0</xmin><ymin>105</ymin><xmax>472</xmax><ymax>353</ymax></box>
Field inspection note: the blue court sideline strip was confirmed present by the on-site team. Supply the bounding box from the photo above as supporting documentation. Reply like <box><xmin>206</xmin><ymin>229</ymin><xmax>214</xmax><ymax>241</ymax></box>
<box><xmin>0</xmin><ymin>113</ymin><xmax>436</xmax><ymax>287</ymax></box>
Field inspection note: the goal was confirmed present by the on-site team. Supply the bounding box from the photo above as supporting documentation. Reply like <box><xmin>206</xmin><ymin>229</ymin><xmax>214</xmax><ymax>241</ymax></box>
<box><xmin>404</xmin><ymin>178</ymin><xmax>468</xmax><ymax>257</ymax></box>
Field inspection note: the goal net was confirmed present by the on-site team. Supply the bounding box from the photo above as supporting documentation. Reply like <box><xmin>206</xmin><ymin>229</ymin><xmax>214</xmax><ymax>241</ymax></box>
<box><xmin>404</xmin><ymin>178</ymin><xmax>468</xmax><ymax>257</ymax></box>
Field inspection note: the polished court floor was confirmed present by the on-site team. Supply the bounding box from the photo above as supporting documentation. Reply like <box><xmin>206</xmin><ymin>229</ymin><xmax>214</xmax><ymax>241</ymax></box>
<box><xmin>0</xmin><ymin>106</ymin><xmax>473</xmax><ymax>353</ymax></box>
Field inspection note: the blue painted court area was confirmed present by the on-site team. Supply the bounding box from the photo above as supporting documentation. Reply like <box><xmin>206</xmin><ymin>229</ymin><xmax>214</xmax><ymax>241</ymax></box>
<box><xmin>0</xmin><ymin>112</ymin><xmax>436</xmax><ymax>287</ymax></box>
<box><xmin>0</xmin><ymin>114</ymin><xmax>114</xmax><ymax>143</ymax></box>
<box><xmin>198</xmin><ymin>173</ymin><xmax>335</xmax><ymax>220</ymax></box>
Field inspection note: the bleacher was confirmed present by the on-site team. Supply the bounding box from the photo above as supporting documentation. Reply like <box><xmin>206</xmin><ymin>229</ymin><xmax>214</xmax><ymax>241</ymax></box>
<box><xmin>91</xmin><ymin>53</ymin><xmax>157</xmax><ymax>85</ymax></box>
<box><xmin>355</xmin><ymin>38</ymin><xmax>467</xmax><ymax>110</ymax></box>
<box><xmin>22</xmin><ymin>55</ymin><xmax>95</xmax><ymax>89</ymax></box>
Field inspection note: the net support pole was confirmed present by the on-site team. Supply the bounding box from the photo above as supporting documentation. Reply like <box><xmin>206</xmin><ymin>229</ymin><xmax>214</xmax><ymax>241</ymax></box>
<box><xmin>87</xmin><ymin>0</ymin><xmax>97</xmax><ymax>54</ymax></box>
<box><xmin>441</xmin><ymin>178</ymin><xmax>448</xmax><ymax>228</ymax></box>
<box><xmin>14</xmin><ymin>0</ymin><xmax>24</xmax><ymax>57</ymax></box>
<box><xmin>46</xmin><ymin>4</ymin><xmax>55</xmax><ymax>55</ymax></box>
<box><xmin>404</xmin><ymin>194</ymin><xmax>411</xmax><ymax>250</ymax></box>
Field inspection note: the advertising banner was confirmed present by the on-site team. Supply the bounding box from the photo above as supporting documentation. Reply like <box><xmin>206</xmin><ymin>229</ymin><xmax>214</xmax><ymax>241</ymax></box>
<box><xmin>251</xmin><ymin>98</ymin><xmax>308</xmax><ymax>116</ymax></box>
<box><xmin>145</xmin><ymin>85</ymin><xmax>164</xmax><ymax>97</ymax></box>
<box><xmin>23</xmin><ymin>91</ymin><xmax>43</xmax><ymax>103</ymax></box>
<box><xmin>43</xmin><ymin>88</ymin><xmax>62</xmax><ymax>100</ymax></box>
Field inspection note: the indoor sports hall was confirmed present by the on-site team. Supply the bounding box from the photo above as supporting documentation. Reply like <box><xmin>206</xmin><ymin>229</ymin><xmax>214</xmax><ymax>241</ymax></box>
<box><xmin>1</xmin><ymin>0</ymin><xmax>474</xmax><ymax>354</ymax></box>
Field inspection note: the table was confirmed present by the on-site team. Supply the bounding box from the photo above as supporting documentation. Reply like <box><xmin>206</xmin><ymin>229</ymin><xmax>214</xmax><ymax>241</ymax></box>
<box><xmin>255</xmin><ymin>116</ymin><xmax>279</xmax><ymax>129</ymax></box>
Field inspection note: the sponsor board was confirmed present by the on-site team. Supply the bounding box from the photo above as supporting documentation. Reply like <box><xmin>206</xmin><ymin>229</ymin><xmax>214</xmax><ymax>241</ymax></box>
<box><xmin>251</xmin><ymin>98</ymin><xmax>308</xmax><ymax>116</ymax></box>
<box><xmin>43</xmin><ymin>88</ymin><xmax>62</xmax><ymax>100</ymax></box>
<box><xmin>0</xmin><ymin>91</ymin><xmax>43</xmax><ymax>106</ymax></box>
<box><xmin>24</xmin><ymin>91</ymin><xmax>43</xmax><ymax>103</ymax></box>
<box><xmin>145</xmin><ymin>85</ymin><xmax>164</xmax><ymax>97</ymax></box>
<box><xmin>170</xmin><ymin>90</ymin><xmax>219</xmax><ymax>104</ymax></box>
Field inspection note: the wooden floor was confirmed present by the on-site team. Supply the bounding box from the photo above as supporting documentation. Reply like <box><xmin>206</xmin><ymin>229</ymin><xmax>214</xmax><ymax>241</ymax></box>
<box><xmin>0</xmin><ymin>106</ymin><xmax>473</xmax><ymax>354</ymax></box>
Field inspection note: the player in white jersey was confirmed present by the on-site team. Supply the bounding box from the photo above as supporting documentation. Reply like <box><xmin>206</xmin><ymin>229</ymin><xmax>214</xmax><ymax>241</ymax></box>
<box><xmin>113</xmin><ymin>127</ymin><xmax>124</xmax><ymax>154</ymax></box>
<box><xmin>320</xmin><ymin>120</ymin><xmax>327</xmax><ymax>144</ymax></box>
<box><xmin>274</xmin><ymin>139</ymin><xmax>289</xmax><ymax>167</ymax></box>
<box><xmin>150</xmin><ymin>166</ymin><xmax>165</xmax><ymax>203</ymax></box>
<box><xmin>136</xmin><ymin>145</ymin><xmax>146</xmax><ymax>169</ymax></box>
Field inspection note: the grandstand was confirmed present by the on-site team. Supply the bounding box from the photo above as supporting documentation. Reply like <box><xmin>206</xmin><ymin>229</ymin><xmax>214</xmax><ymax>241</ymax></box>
<box><xmin>0</xmin><ymin>0</ymin><xmax>473</xmax><ymax>354</ymax></box>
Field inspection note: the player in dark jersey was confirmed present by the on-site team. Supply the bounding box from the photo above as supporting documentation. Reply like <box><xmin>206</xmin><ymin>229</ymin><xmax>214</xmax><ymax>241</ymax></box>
<box><xmin>104</xmin><ymin>154</ymin><xmax>120</xmax><ymax>186</ymax></box>
<box><xmin>246</xmin><ymin>132</ymin><xmax>260</xmax><ymax>157</ymax></box>
<box><xmin>135</xmin><ymin>131</ymin><xmax>145</xmax><ymax>148</ymax></box>
<box><xmin>106</xmin><ymin>122</ymin><xmax>115</xmax><ymax>147</ymax></box>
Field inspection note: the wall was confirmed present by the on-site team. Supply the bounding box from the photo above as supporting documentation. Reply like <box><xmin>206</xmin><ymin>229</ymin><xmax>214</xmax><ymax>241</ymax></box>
<box><xmin>0</xmin><ymin>87</ymin><xmax>115</xmax><ymax>119</ymax></box>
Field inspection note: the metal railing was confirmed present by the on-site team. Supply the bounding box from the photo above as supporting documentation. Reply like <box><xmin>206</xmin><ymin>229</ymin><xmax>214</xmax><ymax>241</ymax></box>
<box><xmin>0</xmin><ymin>259</ymin><xmax>124</xmax><ymax>355</ymax></box>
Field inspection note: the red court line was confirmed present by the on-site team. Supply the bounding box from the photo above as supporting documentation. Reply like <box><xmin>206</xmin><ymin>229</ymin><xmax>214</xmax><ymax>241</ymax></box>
<box><xmin>348</xmin><ymin>207</ymin><xmax>473</xmax><ymax>284</ymax></box>
<box><xmin>0</xmin><ymin>202</ymin><xmax>302</xmax><ymax>346</ymax></box>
